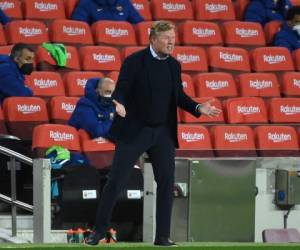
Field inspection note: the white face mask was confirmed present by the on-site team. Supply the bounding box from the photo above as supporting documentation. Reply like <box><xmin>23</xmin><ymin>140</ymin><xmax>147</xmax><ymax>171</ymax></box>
<box><xmin>103</xmin><ymin>94</ymin><xmax>112</xmax><ymax>98</ymax></box>
<box><xmin>293</xmin><ymin>24</ymin><xmax>300</xmax><ymax>35</ymax></box>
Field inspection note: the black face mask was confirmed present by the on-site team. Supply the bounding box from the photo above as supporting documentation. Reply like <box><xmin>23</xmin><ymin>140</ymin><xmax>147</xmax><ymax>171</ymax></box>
<box><xmin>20</xmin><ymin>63</ymin><xmax>34</xmax><ymax>75</ymax></box>
<box><xmin>99</xmin><ymin>96</ymin><xmax>113</xmax><ymax>106</ymax></box>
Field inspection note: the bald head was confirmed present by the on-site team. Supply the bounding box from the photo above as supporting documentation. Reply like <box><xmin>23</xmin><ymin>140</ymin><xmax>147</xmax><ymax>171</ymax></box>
<box><xmin>96</xmin><ymin>78</ymin><xmax>115</xmax><ymax>97</ymax></box>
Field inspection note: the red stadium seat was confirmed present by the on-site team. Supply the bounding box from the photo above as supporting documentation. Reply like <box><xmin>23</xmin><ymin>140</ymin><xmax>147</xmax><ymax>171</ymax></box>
<box><xmin>180</xmin><ymin>97</ymin><xmax>224</xmax><ymax>123</ymax></box>
<box><xmin>211</xmin><ymin>125</ymin><xmax>256</xmax><ymax>157</ymax></box>
<box><xmin>208</xmin><ymin>46</ymin><xmax>250</xmax><ymax>73</ymax></box>
<box><xmin>172</xmin><ymin>46</ymin><xmax>208</xmax><ymax>72</ymax></box>
<box><xmin>193</xmin><ymin>0</ymin><xmax>235</xmax><ymax>21</ymax></box>
<box><xmin>106</xmin><ymin>71</ymin><xmax>119</xmax><ymax>83</ymax></box>
<box><xmin>5</xmin><ymin>20</ymin><xmax>49</xmax><ymax>45</ymax></box>
<box><xmin>78</xmin><ymin>129</ymin><xmax>115</xmax><ymax>169</ymax></box>
<box><xmin>222</xmin><ymin>21</ymin><xmax>265</xmax><ymax>48</ymax></box>
<box><xmin>0</xmin><ymin>45</ymin><xmax>12</xmax><ymax>55</ymax></box>
<box><xmin>3</xmin><ymin>97</ymin><xmax>48</xmax><ymax>140</ymax></box>
<box><xmin>79</xmin><ymin>46</ymin><xmax>121</xmax><ymax>71</ymax></box>
<box><xmin>0</xmin><ymin>0</ymin><xmax>23</xmax><ymax>19</ymax></box>
<box><xmin>269</xmin><ymin>98</ymin><xmax>300</xmax><ymax>123</ymax></box>
<box><xmin>0</xmin><ymin>24</ymin><xmax>7</xmax><ymax>45</ymax></box>
<box><xmin>194</xmin><ymin>72</ymin><xmax>238</xmax><ymax>98</ymax></box>
<box><xmin>63</xmin><ymin>71</ymin><xmax>104</xmax><ymax>96</ymax></box>
<box><xmin>292</xmin><ymin>48</ymin><xmax>300</xmax><ymax>71</ymax></box>
<box><xmin>234</xmin><ymin>0</ymin><xmax>250</xmax><ymax>20</ymax></box>
<box><xmin>237</xmin><ymin>73</ymin><xmax>280</xmax><ymax>97</ymax></box>
<box><xmin>178</xmin><ymin>21</ymin><xmax>223</xmax><ymax>46</ymax></box>
<box><xmin>264</xmin><ymin>20</ymin><xmax>282</xmax><ymax>45</ymax></box>
<box><xmin>0</xmin><ymin>106</ymin><xmax>7</xmax><ymax>135</ymax></box>
<box><xmin>250</xmin><ymin>47</ymin><xmax>294</xmax><ymax>72</ymax></box>
<box><xmin>49</xmin><ymin>19</ymin><xmax>93</xmax><ymax>45</ymax></box>
<box><xmin>224</xmin><ymin>97</ymin><xmax>268</xmax><ymax>124</ymax></box>
<box><xmin>92</xmin><ymin>21</ymin><xmax>137</xmax><ymax>46</ymax></box>
<box><xmin>255</xmin><ymin>126</ymin><xmax>299</xmax><ymax>156</ymax></box>
<box><xmin>25</xmin><ymin>71</ymin><xmax>65</xmax><ymax>99</ymax></box>
<box><xmin>122</xmin><ymin>46</ymin><xmax>145</xmax><ymax>60</ymax></box>
<box><xmin>181</xmin><ymin>73</ymin><xmax>195</xmax><ymax>97</ymax></box>
<box><xmin>280</xmin><ymin>72</ymin><xmax>300</xmax><ymax>97</ymax></box>
<box><xmin>176</xmin><ymin>124</ymin><xmax>213</xmax><ymax>157</ymax></box>
<box><xmin>151</xmin><ymin>0</ymin><xmax>193</xmax><ymax>21</ymax></box>
<box><xmin>132</xmin><ymin>0</ymin><xmax>152</xmax><ymax>20</ymax></box>
<box><xmin>23</xmin><ymin>0</ymin><xmax>66</xmax><ymax>20</ymax></box>
<box><xmin>64</xmin><ymin>0</ymin><xmax>78</xmax><ymax>18</ymax></box>
<box><xmin>49</xmin><ymin>96</ymin><xmax>79</xmax><ymax>124</ymax></box>
<box><xmin>291</xmin><ymin>0</ymin><xmax>300</xmax><ymax>5</ymax></box>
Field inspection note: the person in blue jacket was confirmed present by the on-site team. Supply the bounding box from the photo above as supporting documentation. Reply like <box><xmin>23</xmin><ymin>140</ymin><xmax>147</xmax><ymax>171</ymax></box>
<box><xmin>0</xmin><ymin>9</ymin><xmax>10</xmax><ymax>25</ymax></box>
<box><xmin>71</xmin><ymin>0</ymin><xmax>144</xmax><ymax>25</ymax></box>
<box><xmin>68</xmin><ymin>77</ymin><xmax>116</xmax><ymax>139</ymax></box>
<box><xmin>244</xmin><ymin>0</ymin><xmax>292</xmax><ymax>26</ymax></box>
<box><xmin>0</xmin><ymin>44</ymin><xmax>34</xmax><ymax>104</ymax></box>
<box><xmin>273</xmin><ymin>6</ymin><xmax>300</xmax><ymax>52</ymax></box>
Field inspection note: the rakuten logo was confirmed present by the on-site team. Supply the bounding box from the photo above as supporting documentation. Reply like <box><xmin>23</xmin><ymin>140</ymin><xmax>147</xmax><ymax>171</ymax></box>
<box><xmin>19</xmin><ymin>27</ymin><xmax>42</xmax><ymax>37</ymax></box>
<box><xmin>192</xmin><ymin>28</ymin><xmax>216</xmax><ymax>37</ymax></box>
<box><xmin>177</xmin><ymin>54</ymin><xmax>200</xmax><ymax>63</ymax></box>
<box><xmin>280</xmin><ymin>105</ymin><xmax>300</xmax><ymax>115</ymax></box>
<box><xmin>61</xmin><ymin>102</ymin><xmax>76</xmax><ymax>113</ymax></box>
<box><xmin>105</xmin><ymin>28</ymin><xmax>128</xmax><ymax>37</ymax></box>
<box><xmin>224</xmin><ymin>132</ymin><xmax>248</xmax><ymax>142</ymax></box>
<box><xmin>220</xmin><ymin>52</ymin><xmax>243</xmax><ymax>62</ymax></box>
<box><xmin>63</xmin><ymin>26</ymin><xmax>85</xmax><ymax>36</ymax></box>
<box><xmin>76</xmin><ymin>78</ymin><xmax>87</xmax><ymax>87</ymax></box>
<box><xmin>34</xmin><ymin>79</ymin><xmax>57</xmax><ymax>88</ymax></box>
<box><xmin>249</xmin><ymin>80</ymin><xmax>273</xmax><ymax>89</ymax></box>
<box><xmin>205</xmin><ymin>3</ymin><xmax>228</xmax><ymax>13</ymax></box>
<box><xmin>205</xmin><ymin>80</ymin><xmax>229</xmax><ymax>90</ymax></box>
<box><xmin>133</xmin><ymin>3</ymin><xmax>144</xmax><ymax>10</ymax></box>
<box><xmin>163</xmin><ymin>3</ymin><xmax>186</xmax><ymax>12</ymax></box>
<box><xmin>93</xmin><ymin>53</ymin><xmax>115</xmax><ymax>63</ymax></box>
<box><xmin>235</xmin><ymin>28</ymin><xmax>258</xmax><ymax>38</ymax></box>
<box><xmin>263</xmin><ymin>55</ymin><xmax>286</xmax><ymax>64</ymax></box>
<box><xmin>293</xmin><ymin>79</ymin><xmax>300</xmax><ymax>88</ymax></box>
<box><xmin>268</xmin><ymin>132</ymin><xmax>291</xmax><ymax>143</ymax></box>
<box><xmin>49</xmin><ymin>131</ymin><xmax>74</xmax><ymax>141</ymax></box>
<box><xmin>0</xmin><ymin>1</ymin><xmax>14</xmax><ymax>10</ymax></box>
<box><xmin>17</xmin><ymin>104</ymin><xmax>41</xmax><ymax>114</ymax></box>
<box><xmin>35</xmin><ymin>2</ymin><xmax>58</xmax><ymax>11</ymax></box>
<box><xmin>237</xmin><ymin>105</ymin><xmax>260</xmax><ymax>115</ymax></box>
<box><xmin>181</xmin><ymin>132</ymin><xmax>204</xmax><ymax>142</ymax></box>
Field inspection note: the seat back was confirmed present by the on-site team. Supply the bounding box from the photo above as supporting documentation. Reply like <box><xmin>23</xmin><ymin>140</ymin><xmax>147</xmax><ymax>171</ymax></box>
<box><xmin>0</xmin><ymin>45</ymin><xmax>13</xmax><ymax>55</ymax></box>
<box><xmin>0</xmin><ymin>0</ymin><xmax>23</xmax><ymax>19</ymax></box>
<box><xmin>234</xmin><ymin>0</ymin><xmax>250</xmax><ymax>20</ymax></box>
<box><xmin>122</xmin><ymin>46</ymin><xmax>145</xmax><ymax>60</ymax></box>
<box><xmin>50</xmin><ymin>96</ymin><xmax>79</xmax><ymax>124</ymax></box>
<box><xmin>264</xmin><ymin>20</ymin><xmax>282</xmax><ymax>45</ymax></box>
<box><xmin>181</xmin><ymin>73</ymin><xmax>195</xmax><ymax>97</ymax></box>
<box><xmin>132</xmin><ymin>0</ymin><xmax>152</xmax><ymax>21</ymax></box>
<box><xmin>0</xmin><ymin>106</ymin><xmax>7</xmax><ymax>135</ymax></box>
<box><xmin>0</xmin><ymin>24</ymin><xmax>7</xmax><ymax>45</ymax></box>
<box><xmin>64</xmin><ymin>0</ymin><xmax>78</xmax><ymax>18</ymax></box>
<box><xmin>280</xmin><ymin>72</ymin><xmax>300</xmax><ymax>97</ymax></box>
<box><xmin>269</xmin><ymin>97</ymin><xmax>300</xmax><ymax>123</ymax></box>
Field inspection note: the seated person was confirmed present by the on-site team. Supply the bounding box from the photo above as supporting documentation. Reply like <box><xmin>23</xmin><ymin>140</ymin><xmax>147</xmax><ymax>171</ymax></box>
<box><xmin>0</xmin><ymin>44</ymin><xmax>34</xmax><ymax>104</ymax></box>
<box><xmin>274</xmin><ymin>6</ymin><xmax>300</xmax><ymax>52</ymax></box>
<box><xmin>244</xmin><ymin>0</ymin><xmax>292</xmax><ymax>26</ymax></box>
<box><xmin>71</xmin><ymin>0</ymin><xmax>144</xmax><ymax>25</ymax></box>
<box><xmin>68</xmin><ymin>77</ymin><xmax>115</xmax><ymax>139</ymax></box>
<box><xmin>0</xmin><ymin>9</ymin><xmax>10</xmax><ymax>25</ymax></box>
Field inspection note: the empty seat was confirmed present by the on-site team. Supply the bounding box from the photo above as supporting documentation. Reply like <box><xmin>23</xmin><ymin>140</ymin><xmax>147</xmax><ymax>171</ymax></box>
<box><xmin>25</xmin><ymin>71</ymin><xmax>65</xmax><ymax>99</ymax></box>
<box><xmin>280</xmin><ymin>72</ymin><xmax>300</xmax><ymax>96</ymax></box>
<box><xmin>255</xmin><ymin>125</ymin><xmax>299</xmax><ymax>156</ymax></box>
<box><xmin>178</xmin><ymin>21</ymin><xmax>223</xmax><ymax>46</ymax></box>
<box><xmin>64</xmin><ymin>0</ymin><xmax>78</xmax><ymax>18</ymax></box>
<box><xmin>264</xmin><ymin>20</ymin><xmax>282</xmax><ymax>45</ymax></box>
<box><xmin>79</xmin><ymin>46</ymin><xmax>121</xmax><ymax>71</ymax></box>
<box><xmin>0</xmin><ymin>106</ymin><xmax>7</xmax><ymax>135</ymax></box>
<box><xmin>237</xmin><ymin>73</ymin><xmax>280</xmax><ymax>97</ymax></box>
<box><xmin>194</xmin><ymin>72</ymin><xmax>237</xmax><ymax>98</ymax></box>
<box><xmin>132</xmin><ymin>0</ymin><xmax>152</xmax><ymax>21</ymax></box>
<box><xmin>0</xmin><ymin>24</ymin><xmax>6</xmax><ymax>45</ymax></box>
<box><xmin>234</xmin><ymin>0</ymin><xmax>250</xmax><ymax>20</ymax></box>
<box><xmin>224</xmin><ymin>97</ymin><xmax>268</xmax><ymax>124</ymax></box>
<box><xmin>208</xmin><ymin>46</ymin><xmax>250</xmax><ymax>73</ymax></box>
<box><xmin>63</xmin><ymin>71</ymin><xmax>104</xmax><ymax>96</ymax></box>
<box><xmin>193</xmin><ymin>0</ymin><xmax>235</xmax><ymax>21</ymax></box>
<box><xmin>250</xmin><ymin>47</ymin><xmax>294</xmax><ymax>72</ymax></box>
<box><xmin>106</xmin><ymin>71</ymin><xmax>119</xmax><ymax>83</ymax></box>
<box><xmin>222</xmin><ymin>21</ymin><xmax>265</xmax><ymax>47</ymax></box>
<box><xmin>23</xmin><ymin>0</ymin><xmax>65</xmax><ymax>20</ymax></box>
<box><xmin>0</xmin><ymin>0</ymin><xmax>22</xmax><ymax>19</ymax></box>
<box><xmin>181</xmin><ymin>73</ymin><xmax>195</xmax><ymax>97</ymax></box>
<box><xmin>151</xmin><ymin>0</ymin><xmax>193</xmax><ymax>20</ymax></box>
<box><xmin>3</xmin><ymin>97</ymin><xmax>48</xmax><ymax>140</ymax></box>
<box><xmin>180</xmin><ymin>97</ymin><xmax>224</xmax><ymax>123</ymax></box>
<box><xmin>0</xmin><ymin>45</ymin><xmax>12</xmax><ymax>55</ymax></box>
<box><xmin>176</xmin><ymin>124</ymin><xmax>213</xmax><ymax>157</ymax></box>
<box><xmin>92</xmin><ymin>21</ymin><xmax>136</xmax><ymax>46</ymax></box>
<box><xmin>78</xmin><ymin>129</ymin><xmax>115</xmax><ymax>169</ymax></box>
<box><xmin>50</xmin><ymin>96</ymin><xmax>79</xmax><ymax>124</ymax></box>
<box><xmin>49</xmin><ymin>19</ymin><xmax>93</xmax><ymax>45</ymax></box>
<box><xmin>269</xmin><ymin>98</ymin><xmax>300</xmax><ymax>123</ymax></box>
<box><xmin>6</xmin><ymin>20</ymin><xmax>49</xmax><ymax>44</ymax></box>
<box><xmin>172</xmin><ymin>46</ymin><xmax>208</xmax><ymax>72</ymax></box>
<box><xmin>122</xmin><ymin>46</ymin><xmax>145</xmax><ymax>60</ymax></box>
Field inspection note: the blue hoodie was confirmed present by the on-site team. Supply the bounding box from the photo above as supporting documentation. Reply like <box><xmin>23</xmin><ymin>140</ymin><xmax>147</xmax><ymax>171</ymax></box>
<box><xmin>0</xmin><ymin>55</ymin><xmax>33</xmax><ymax>104</ymax></box>
<box><xmin>244</xmin><ymin>0</ymin><xmax>292</xmax><ymax>26</ymax></box>
<box><xmin>274</xmin><ymin>22</ymin><xmax>300</xmax><ymax>52</ymax></box>
<box><xmin>71</xmin><ymin>0</ymin><xmax>144</xmax><ymax>25</ymax></box>
<box><xmin>0</xmin><ymin>9</ymin><xmax>10</xmax><ymax>25</ymax></box>
<box><xmin>68</xmin><ymin>78</ymin><xmax>115</xmax><ymax>139</ymax></box>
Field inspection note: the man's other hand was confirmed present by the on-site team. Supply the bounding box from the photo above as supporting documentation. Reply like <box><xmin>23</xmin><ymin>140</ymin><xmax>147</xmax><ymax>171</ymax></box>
<box><xmin>198</xmin><ymin>99</ymin><xmax>222</xmax><ymax>117</ymax></box>
<box><xmin>113</xmin><ymin>99</ymin><xmax>126</xmax><ymax>117</ymax></box>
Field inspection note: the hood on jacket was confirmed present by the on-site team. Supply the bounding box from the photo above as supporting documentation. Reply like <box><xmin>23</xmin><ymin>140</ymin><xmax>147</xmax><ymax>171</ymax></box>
<box><xmin>94</xmin><ymin>0</ymin><xmax>117</xmax><ymax>6</ymax></box>
<box><xmin>84</xmin><ymin>77</ymin><xmax>100</xmax><ymax>103</ymax></box>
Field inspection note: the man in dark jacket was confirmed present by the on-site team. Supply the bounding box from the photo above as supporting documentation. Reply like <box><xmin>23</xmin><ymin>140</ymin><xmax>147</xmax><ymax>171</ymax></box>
<box><xmin>85</xmin><ymin>21</ymin><xmax>221</xmax><ymax>246</ymax></box>
<box><xmin>71</xmin><ymin>0</ymin><xmax>143</xmax><ymax>25</ymax></box>
<box><xmin>0</xmin><ymin>9</ymin><xmax>10</xmax><ymax>25</ymax></box>
<box><xmin>0</xmin><ymin>44</ymin><xmax>34</xmax><ymax>104</ymax></box>
<box><xmin>68</xmin><ymin>77</ymin><xmax>115</xmax><ymax>139</ymax></box>
<box><xmin>274</xmin><ymin>6</ymin><xmax>300</xmax><ymax>52</ymax></box>
<box><xmin>244</xmin><ymin>0</ymin><xmax>292</xmax><ymax>26</ymax></box>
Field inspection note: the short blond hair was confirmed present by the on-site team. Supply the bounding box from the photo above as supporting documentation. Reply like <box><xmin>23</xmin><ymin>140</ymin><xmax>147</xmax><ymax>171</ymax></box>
<box><xmin>149</xmin><ymin>21</ymin><xmax>175</xmax><ymax>39</ymax></box>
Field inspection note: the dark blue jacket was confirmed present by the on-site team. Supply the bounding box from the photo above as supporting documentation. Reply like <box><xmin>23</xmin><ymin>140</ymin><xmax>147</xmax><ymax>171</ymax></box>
<box><xmin>68</xmin><ymin>78</ymin><xmax>115</xmax><ymax>139</ymax></box>
<box><xmin>274</xmin><ymin>23</ymin><xmax>300</xmax><ymax>52</ymax></box>
<box><xmin>0</xmin><ymin>9</ymin><xmax>10</xmax><ymax>25</ymax></box>
<box><xmin>71</xmin><ymin>0</ymin><xmax>144</xmax><ymax>25</ymax></box>
<box><xmin>0</xmin><ymin>55</ymin><xmax>33</xmax><ymax>104</ymax></box>
<box><xmin>244</xmin><ymin>0</ymin><xmax>292</xmax><ymax>26</ymax></box>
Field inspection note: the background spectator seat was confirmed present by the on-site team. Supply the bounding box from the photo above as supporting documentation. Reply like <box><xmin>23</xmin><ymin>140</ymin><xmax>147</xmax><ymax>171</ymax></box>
<box><xmin>181</xmin><ymin>73</ymin><xmax>195</xmax><ymax>97</ymax></box>
<box><xmin>269</xmin><ymin>97</ymin><xmax>300</xmax><ymax>123</ymax></box>
<box><xmin>132</xmin><ymin>0</ymin><xmax>152</xmax><ymax>21</ymax></box>
<box><xmin>0</xmin><ymin>0</ymin><xmax>23</xmax><ymax>19</ymax></box>
<box><xmin>280</xmin><ymin>72</ymin><xmax>300</xmax><ymax>97</ymax></box>
<box><xmin>0</xmin><ymin>24</ymin><xmax>7</xmax><ymax>45</ymax></box>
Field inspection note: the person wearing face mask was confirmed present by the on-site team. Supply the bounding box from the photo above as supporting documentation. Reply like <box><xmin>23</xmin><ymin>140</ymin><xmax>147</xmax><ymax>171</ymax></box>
<box><xmin>0</xmin><ymin>43</ymin><xmax>34</xmax><ymax>105</ymax></box>
<box><xmin>273</xmin><ymin>6</ymin><xmax>300</xmax><ymax>52</ymax></box>
<box><xmin>71</xmin><ymin>0</ymin><xmax>143</xmax><ymax>25</ymax></box>
<box><xmin>68</xmin><ymin>77</ymin><xmax>116</xmax><ymax>139</ymax></box>
<box><xmin>244</xmin><ymin>0</ymin><xmax>292</xmax><ymax>26</ymax></box>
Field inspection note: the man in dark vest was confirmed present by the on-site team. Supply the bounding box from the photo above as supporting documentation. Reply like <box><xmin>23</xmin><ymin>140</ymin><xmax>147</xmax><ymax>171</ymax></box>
<box><xmin>85</xmin><ymin>21</ymin><xmax>221</xmax><ymax>246</ymax></box>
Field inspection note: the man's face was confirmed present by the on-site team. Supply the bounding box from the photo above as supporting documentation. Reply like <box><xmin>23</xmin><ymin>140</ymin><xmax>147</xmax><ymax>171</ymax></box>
<box><xmin>15</xmin><ymin>48</ymin><xmax>34</xmax><ymax>69</ymax></box>
<box><xmin>96</xmin><ymin>80</ymin><xmax>115</xmax><ymax>97</ymax></box>
<box><xmin>150</xmin><ymin>29</ymin><xmax>176</xmax><ymax>57</ymax></box>
<box><xmin>289</xmin><ymin>14</ymin><xmax>300</xmax><ymax>28</ymax></box>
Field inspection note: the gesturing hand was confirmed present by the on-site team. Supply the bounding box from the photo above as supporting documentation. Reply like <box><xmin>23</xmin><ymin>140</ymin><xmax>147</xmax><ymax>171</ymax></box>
<box><xmin>113</xmin><ymin>99</ymin><xmax>127</xmax><ymax>117</ymax></box>
<box><xmin>198</xmin><ymin>99</ymin><xmax>222</xmax><ymax>117</ymax></box>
